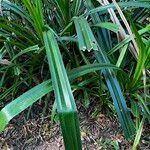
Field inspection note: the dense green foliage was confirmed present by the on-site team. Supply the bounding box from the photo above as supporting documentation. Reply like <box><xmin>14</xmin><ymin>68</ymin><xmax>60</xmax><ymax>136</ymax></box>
<box><xmin>0</xmin><ymin>0</ymin><xmax>150</xmax><ymax>149</ymax></box>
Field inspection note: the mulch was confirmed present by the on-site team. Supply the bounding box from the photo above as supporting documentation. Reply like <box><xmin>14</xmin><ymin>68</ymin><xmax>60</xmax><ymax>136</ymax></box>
<box><xmin>0</xmin><ymin>100</ymin><xmax>149</xmax><ymax>150</ymax></box>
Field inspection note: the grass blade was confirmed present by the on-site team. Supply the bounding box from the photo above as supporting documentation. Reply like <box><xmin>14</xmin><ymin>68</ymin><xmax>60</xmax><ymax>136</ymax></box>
<box><xmin>133</xmin><ymin>94</ymin><xmax>150</xmax><ymax>122</ymax></box>
<box><xmin>116</xmin><ymin>44</ymin><xmax>128</xmax><ymax>67</ymax></box>
<box><xmin>129</xmin><ymin>19</ymin><xmax>148</xmax><ymax>88</ymax></box>
<box><xmin>132</xmin><ymin>118</ymin><xmax>144</xmax><ymax>150</ymax></box>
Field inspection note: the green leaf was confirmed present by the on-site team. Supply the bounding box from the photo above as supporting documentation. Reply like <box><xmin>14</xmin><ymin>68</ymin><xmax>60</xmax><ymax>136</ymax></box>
<box><xmin>0</xmin><ymin>80</ymin><xmax>52</xmax><ymax>132</ymax></box>
<box><xmin>89</xmin><ymin>2</ymin><xmax>150</xmax><ymax>15</ymax></box>
<box><xmin>55</xmin><ymin>0</ymin><xmax>70</xmax><ymax>26</ymax></box>
<box><xmin>130</xmin><ymin>100</ymin><xmax>140</xmax><ymax>129</ymax></box>
<box><xmin>133</xmin><ymin>94</ymin><xmax>150</xmax><ymax>122</ymax></box>
<box><xmin>69</xmin><ymin>63</ymin><xmax>120</xmax><ymax>80</ymax></box>
<box><xmin>83</xmin><ymin>90</ymin><xmax>90</xmax><ymax>108</ymax></box>
<box><xmin>22</xmin><ymin>0</ymin><xmax>44</xmax><ymax>42</ymax></box>
<box><xmin>132</xmin><ymin>118</ymin><xmax>144</xmax><ymax>150</ymax></box>
<box><xmin>85</xmin><ymin>0</ymin><xmax>135</xmax><ymax>139</ymax></box>
<box><xmin>72</xmin><ymin>0</ymin><xmax>82</xmax><ymax>16</ymax></box>
<box><xmin>0</xmin><ymin>18</ymin><xmax>35</xmax><ymax>45</ymax></box>
<box><xmin>74</xmin><ymin>16</ymin><xmax>98</xmax><ymax>52</ymax></box>
<box><xmin>94</xmin><ymin>22</ymin><xmax>120</xmax><ymax>33</ymax></box>
<box><xmin>43</xmin><ymin>29</ymin><xmax>82</xmax><ymax>150</ymax></box>
<box><xmin>129</xmin><ymin>17</ymin><xmax>147</xmax><ymax>88</ymax></box>
<box><xmin>116</xmin><ymin>44</ymin><xmax>128</xmax><ymax>67</ymax></box>
<box><xmin>0</xmin><ymin>62</ymin><xmax>119</xmax><ymax>131</ymax></box>
<box><xmin>12</xmin><ymin>45</ymin><xmax>40</xmax><ymax>61</ymax></box>
<box><xmin>108</xmin><ymin>25</ymin><xmax>150</xmax><ymax>55</ymax></box>
<box><xmin>2</xmin><ymin>0</ymin><xmax>32</xmax><ymax>23</ymax></box>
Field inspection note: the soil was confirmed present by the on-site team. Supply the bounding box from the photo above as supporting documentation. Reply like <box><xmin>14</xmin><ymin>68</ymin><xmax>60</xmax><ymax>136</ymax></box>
<box><xmin>0</xmin><ymin>100</ymin><xmax>150</xmax><ymax>150</ymax></box>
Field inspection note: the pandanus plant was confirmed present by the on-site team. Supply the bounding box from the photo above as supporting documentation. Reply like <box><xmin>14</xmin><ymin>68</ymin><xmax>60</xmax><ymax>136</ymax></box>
<box><xmin>0</xmin><ymin>0</ymin><xmax>150</xmax><ymax>149</ymax></box>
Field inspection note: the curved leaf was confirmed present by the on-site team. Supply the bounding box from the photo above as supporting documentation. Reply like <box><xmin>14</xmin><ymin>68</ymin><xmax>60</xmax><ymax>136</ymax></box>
<box><xmin>89</xmin><ymin>2</ymin><xmax>150</xmax><ymax>15</ymax></box>
<box><xmin>0</xmin><ymin>63</ymin><xmax>118</xmax><ymax>132</ymax></box>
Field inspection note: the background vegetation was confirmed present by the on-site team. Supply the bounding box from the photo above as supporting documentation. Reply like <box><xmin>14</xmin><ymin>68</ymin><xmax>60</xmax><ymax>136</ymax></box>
<box><xmin>0</xmin><ymin>0</ymin><xmax>150</xmax><ymax>149</ymax></box>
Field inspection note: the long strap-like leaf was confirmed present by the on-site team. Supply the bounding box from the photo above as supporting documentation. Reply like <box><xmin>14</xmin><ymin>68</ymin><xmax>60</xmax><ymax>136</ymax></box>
<box><xmin>89</xmin><ymin>1</ymin><xmax>150</xmax><ymax>15</ymax></box>
<box><xmin>85</xmin><ymin>0</ymin><xmax>135</xmax><ymax>139</ymax></box>
<box><xmin>2</xmin><ymin>0</ymin><xmax>32</xmax><ymax>23</ymax></box>
<box><xmin>0</xmin><ymin>63</ymin><xmax>118</xmax><ymax>131</ymax></box>
<box><xmin>43</xmin><ymin>29</ymin><xmax>82</xmax><ymax>150</ymax></box>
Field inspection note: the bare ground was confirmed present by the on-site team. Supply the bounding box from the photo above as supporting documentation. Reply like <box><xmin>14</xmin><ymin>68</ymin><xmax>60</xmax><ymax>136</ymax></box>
<box><xmin>0</xmin><ymin>101</ymin><xmax>150</xmax><ymax>150</ymax></box>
